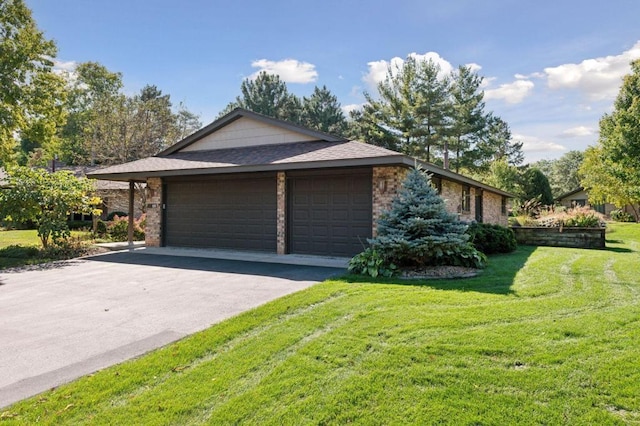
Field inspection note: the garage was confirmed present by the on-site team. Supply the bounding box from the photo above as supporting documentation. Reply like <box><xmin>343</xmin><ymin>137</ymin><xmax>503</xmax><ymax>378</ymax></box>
<box><xmin>288</xmin><ymin>168</ymin><xmax>372</xmax><ymax>257</ymax></box>
<box><xmin>164</xmin><ymin>173</ymin><xmax>277</xmax><ymax>251</ymax></box>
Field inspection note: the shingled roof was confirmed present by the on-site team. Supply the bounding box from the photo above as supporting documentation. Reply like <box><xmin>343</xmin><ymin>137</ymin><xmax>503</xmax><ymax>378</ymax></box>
<box><xmin>88</xmin><ymin>108</ymin><xmax>515</xmax><ymax>198</ymax></box>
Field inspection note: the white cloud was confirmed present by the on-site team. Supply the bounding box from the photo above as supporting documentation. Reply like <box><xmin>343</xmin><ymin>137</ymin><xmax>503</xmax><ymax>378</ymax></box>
<box><xmin>53</xmin><ymin>59</ymin><xmax>77</xmax><ymax>72</ymax></box>
<box><xmin>484</xmin><ymin>79</ymin><xmax>535</xmax><ymax>104</ymax></box>
<box><xmin>362</xmin><ymin>51</ymin><xmax>453</xmax><ymax>89</ymax></box>
<box><xmin>560</xmin><ymin>126</ymin><xmax>595</xmax><ymax>138</ymax></box>
<box><xmin>249</xmin><ymin>59</ymin><xmax>318</xmax><ymax>84</ymax></box>
<box><xmin>544</xmin><ymin>40</ymin><xmax>640</xmax><ymax>101</ymax></box>
<box><xmin>515</xmin><ymin>133</ymin><xmax>566</xmax><ymax>153</ymax></box>
<box><xmin>342</xmin><ymin>103</ymin><xmax>364</xmax><ymax>115</ymax></box>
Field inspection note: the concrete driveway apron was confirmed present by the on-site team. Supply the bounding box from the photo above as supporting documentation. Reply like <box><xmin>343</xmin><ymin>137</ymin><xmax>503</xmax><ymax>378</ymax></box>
<box><xmin>0</xmin><ymin>251</ymin><xmax>343</xmax><ymax>408</ymax></box>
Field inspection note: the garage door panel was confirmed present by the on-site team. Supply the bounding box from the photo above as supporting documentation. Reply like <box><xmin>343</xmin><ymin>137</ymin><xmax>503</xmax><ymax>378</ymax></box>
<box><xmin>165</xmin><ymin>175</ymin><xmax>276</xmax><ymax>251</ymax></box>
<box><xmin>289</xmin><ymin>169</ymin><xmax>372</xmax><ymax>257</ymax></box>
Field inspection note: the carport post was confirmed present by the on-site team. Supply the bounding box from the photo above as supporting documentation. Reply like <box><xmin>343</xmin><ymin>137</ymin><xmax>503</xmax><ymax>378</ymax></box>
<box><xmin>128</xmin><ymin>180</ymin><xmax>134</xmax><ymax>245</ymax></box>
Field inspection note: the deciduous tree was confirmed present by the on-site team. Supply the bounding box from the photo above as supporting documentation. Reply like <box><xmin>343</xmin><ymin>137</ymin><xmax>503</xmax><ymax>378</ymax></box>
<box><xmin>0</xmin><ymin>0</ymin><xmax>66</xmax><ymax>166</ymax></box>
<box><xmin>0</xmin><ymin>167</ymin><xmax>101</xmax><ymax>248</ymax></box>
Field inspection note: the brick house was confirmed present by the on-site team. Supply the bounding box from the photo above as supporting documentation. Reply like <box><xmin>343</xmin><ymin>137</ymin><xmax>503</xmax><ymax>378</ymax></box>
<box><xmin>89</xmin><ymin>108</ymin><xmax>514</xmax><ymax>257</ymax></box>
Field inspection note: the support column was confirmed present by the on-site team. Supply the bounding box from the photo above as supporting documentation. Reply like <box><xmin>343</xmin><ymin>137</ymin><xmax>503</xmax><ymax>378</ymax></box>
<box><xmin>128</xmin><ymin>181</ymin><xmax>135</xmax><ymax>245</ymax></box>
<box><xmin>276</xmin><ymin>171</ymin><xmax>286</xmax><ymax>255</ymax></box>
<box><xmin>145</xmin><ymin>178</ymin><xmax>163</xmax><ymax>247</ymax></box>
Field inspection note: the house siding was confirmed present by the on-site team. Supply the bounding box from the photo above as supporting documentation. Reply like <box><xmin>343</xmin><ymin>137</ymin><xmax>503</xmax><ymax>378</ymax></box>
<box><xmin>145</xmin><ymin>178</ymin><xmax>162</xmax><ymax>247</ymax></box>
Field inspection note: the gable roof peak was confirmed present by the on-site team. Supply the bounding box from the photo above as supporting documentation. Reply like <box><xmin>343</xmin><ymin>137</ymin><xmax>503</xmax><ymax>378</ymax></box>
<box><xmin>159</xmin><ymin>107</ymin><xmax>348</xmax><ymax>156</ymax></box>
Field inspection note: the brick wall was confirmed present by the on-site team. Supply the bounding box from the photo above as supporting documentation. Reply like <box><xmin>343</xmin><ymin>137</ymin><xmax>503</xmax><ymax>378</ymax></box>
<box><xmin>145</xmin><ymin>178</ymin><xmax>162</xmax><ymax>247</ymax></box>
<box><xmin>372</xmin><ymin>166</ymin><xmax>408</xmax><ymax>236</ymax></box>
<box><xmin>276</xmin><ymin>172</ymin><xmax>286</xmax><ymax>254</ymax></box>
<box><xmin>483</xmin><ymin>191</ymin><xmax>508</xmax><ymax>226</ymax></box>
<box><xmin>97</xmin><ymin>188</ymin><xmax>145</xmax><ymax>219</ymax></box>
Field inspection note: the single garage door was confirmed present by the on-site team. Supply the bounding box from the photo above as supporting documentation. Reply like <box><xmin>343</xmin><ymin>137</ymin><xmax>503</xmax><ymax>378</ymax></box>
<box><xmin>288</xmin><ymin>169</ymin><xmax>372</xmax><ymax>257</ymax></box>
<box><xmin>164</xmin><ymin>174</ymin><xmax>277</xmax><ymax>251</ymax></box>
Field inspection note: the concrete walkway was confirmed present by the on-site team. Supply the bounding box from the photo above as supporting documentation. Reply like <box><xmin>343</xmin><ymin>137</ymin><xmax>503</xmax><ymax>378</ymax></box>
<box><xmin>0</xmin><ymin>251</ymin><xmax>344</xmax><ymax>408</ymax></box>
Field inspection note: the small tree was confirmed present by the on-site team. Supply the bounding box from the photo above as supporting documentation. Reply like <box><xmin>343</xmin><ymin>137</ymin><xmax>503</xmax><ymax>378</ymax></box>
<box><xmin>350</xmin><ymin>168</ymin><xmax>485</xmax><ymax>276</ymax></box>
<box><xmin>0</xmin><ymin>167</ymin><xmax>101</xmax><ymax>248</ymax></box>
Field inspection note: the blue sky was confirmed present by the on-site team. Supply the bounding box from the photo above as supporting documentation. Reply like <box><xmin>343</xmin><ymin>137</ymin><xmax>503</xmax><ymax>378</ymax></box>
<box><xmin>27</xmin><ymin>0</ymin><xmax>640</xmax><ymax>163</ymax></box>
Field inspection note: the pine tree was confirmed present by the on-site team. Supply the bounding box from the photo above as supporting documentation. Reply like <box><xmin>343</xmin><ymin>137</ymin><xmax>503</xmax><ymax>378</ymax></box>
<box><xmin>371</xmin><ymin>168</ymin><xmax>484</xmax><ymax>268</ymax></box>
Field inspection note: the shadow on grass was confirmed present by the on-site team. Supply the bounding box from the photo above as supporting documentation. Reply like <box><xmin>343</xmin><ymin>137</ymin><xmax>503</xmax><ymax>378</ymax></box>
<box><xmin>342</xmin><ymin>245</ymin><xmax>538</xmax><ymax>295</ymax></box>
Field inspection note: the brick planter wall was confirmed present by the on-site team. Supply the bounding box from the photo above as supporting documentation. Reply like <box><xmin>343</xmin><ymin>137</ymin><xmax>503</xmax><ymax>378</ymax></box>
<box><xmin>511</xmin><ymin>226</ymin><xmax>606</xmax><ymax>249</ymax></box>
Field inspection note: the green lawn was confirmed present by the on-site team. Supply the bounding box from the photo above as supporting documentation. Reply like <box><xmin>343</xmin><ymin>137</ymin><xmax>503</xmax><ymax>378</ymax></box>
<box><xmin>0</xmin><ymin>230</ymin><xmax>41</xmax><ymax>248</ymax></box>
<box><xmin>2</xmin><ymin>224</ymin><xmax>639</xmax><ymax>425</ymax></box>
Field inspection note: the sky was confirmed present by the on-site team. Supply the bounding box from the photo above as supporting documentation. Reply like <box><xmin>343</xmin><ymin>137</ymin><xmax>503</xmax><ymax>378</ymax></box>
<box><xmin>26</xmin><ymin>0</ymin><xmax>640</xmax><ymax>164</ymax></box>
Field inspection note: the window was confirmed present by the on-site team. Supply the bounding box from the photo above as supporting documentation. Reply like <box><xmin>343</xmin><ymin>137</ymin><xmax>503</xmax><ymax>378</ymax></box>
<box><xmin>431</xmin><ymin>177</ymin><xmax>442</xmax><ymax>194</ymax></box>
<box><xmin>461</xmin><ymin>185</ymin><xmax>471</xmax><ymax>212</ymax></box>
<box><xmin>501</xmin><ymin>196</ymin><xmax>508</xmax><ymax>215</ymax></box>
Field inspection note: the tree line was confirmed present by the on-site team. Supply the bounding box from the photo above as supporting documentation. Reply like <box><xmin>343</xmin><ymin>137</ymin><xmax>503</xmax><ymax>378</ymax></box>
<box><xmin>0</xmin><ymin>0</ymin><xmax>201</xmax><ymax>168</ymax></box>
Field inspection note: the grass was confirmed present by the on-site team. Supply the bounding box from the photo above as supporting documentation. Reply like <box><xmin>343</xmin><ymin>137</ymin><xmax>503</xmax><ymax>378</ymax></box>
<box><xmin>2</xmin><ymin>223</ymin><xmax>640</xmax><ymax>424</ymax></box>
<box><xmin>0</xmin><ymin>229</ymin><xmax>94</xmax><ymax>269</ymax></box>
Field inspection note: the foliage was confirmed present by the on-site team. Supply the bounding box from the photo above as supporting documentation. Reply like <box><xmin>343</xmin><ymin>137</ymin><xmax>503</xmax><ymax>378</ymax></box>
<box><xmin>611</xmin><ymin>209</ymin><xmax>635</xmax><ymax>222</ymax></box>
<box><xmin>105</xmin><ymin>214</ymin><xmax>146</xmax><ymax>241</ymax></box>
<box><xmin>532</xmin><ymin>150</ymin><xmax>584</xmax><ymax>198</ymax></box>
<box><xmin>0</xmin><ymin>167</ymin><xmax>101</xmax><ymax>248</ymax></box>
<box><xmin>364</xmin><ymin>168</ymin><xmax>486</xmax><ymax>271</ymax></box>
<box><xmin>5</xmin><ymin>223</ymin><xmax>640</xmax><ymax>424</ymax></box>
<box><xmin>106</xmin><ymin>211</ymin><xmax>128</xmax><ymax>221</ymax></box>
<box><xmin>59</xmin><ymin>65</ymin><xmax>202</xmax><ymax>166</ymax></box>
<box><xmin>350</xmin><ymin>55</ymin><xmax>523</xmax><ymax>171</ymax></box>
<box><xmin>523</xmin><ymin>206</ymin><xmax>605</xmax><ymax>228</ymax></box>
<box><xmin>0</xmin><ymin>0</ymin><xmax>66</xmax><ymax>166</ymax></box>
<box><xmin>519</xmin><ymin>167</ymin><xmax>554</xmax><ymax>205</ymax></box>
<box><xmin>580</xmin><ymin>59</ymin><xmax>640</xmax><ymax>221</ymax></box>
<box><xmin>348</xmin><ymin>248</ymin><xmax>398</xmax><ymax>277</ymax></box>
<box><xmin>466</xmin><ymin>223</ymin><xmax>517</xmax><ymax>254</ymax></box>
<box><xmin>0</xmin><ymin>244</ymin><xmax>39</xmax><ymax>259</ymax></box>
<box><xmin>222</xmin><ymin>73</ymin><xmax>348</xmax><ymax>136</ymax></box>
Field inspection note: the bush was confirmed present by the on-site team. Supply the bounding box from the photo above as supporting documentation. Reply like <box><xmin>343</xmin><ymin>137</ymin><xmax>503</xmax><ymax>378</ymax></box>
<box><xmin>107</xmin><ymin>214</ymin><xmax>145</xmax><ymax>241</ymax></box>
<box><xmin>106</xmin><ymin>211</ymin><xmax>128</xmax><ymax>221</ymax></box>
<box><xmin>68</xmin><ymin>220</ymin><xmax>93</xmax><ymax>230</ymax></box>
<box><xmin>40</xmin><ymin>238</ymin><xmax>92</xmax><ymax>260</ymax></box>
<box><xmin>0</xmin><ymin>245</ymin><xmax>40</xmax><ymax>259</ymax></box>
<box><xmin>467</xmin><ymin>223</ymin><xmax>517</xmax><ymax>254</ymax></box>
<box><xmin>95</xmin><ymin>219</ymin><xmax>108</xmax><ymax>236</ymax></box>
<box><xmin>611</xmin><ymin>210</ymin><xmax>635</xmax><ymax>222</ymax></box>
<box><xmin>348</xmin><ymin>248</ymin><xmax>398</xmax><ymax>278</ymax></box>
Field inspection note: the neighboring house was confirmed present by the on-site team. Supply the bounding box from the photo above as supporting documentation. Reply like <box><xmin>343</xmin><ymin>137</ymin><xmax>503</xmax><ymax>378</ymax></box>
<box><xmin>89</xmin><ymin>108</ymin><xmax>514</xmax><ymax>257</ymax></box>
<box><xmin>556</xmin><ymin>187</ymin><xmax>638</xmax><ymax>219</ymax></box>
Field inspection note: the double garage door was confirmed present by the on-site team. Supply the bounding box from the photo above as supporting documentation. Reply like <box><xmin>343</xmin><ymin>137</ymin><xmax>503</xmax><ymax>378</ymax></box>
<box><xmin>164</xmin><ymin>169</ymin><xmax>372</xmax><ymax>257</ymax></box>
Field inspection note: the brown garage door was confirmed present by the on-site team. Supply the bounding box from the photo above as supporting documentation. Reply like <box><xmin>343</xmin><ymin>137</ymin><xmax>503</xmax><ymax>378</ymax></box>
<box><xmin>288</xmin><ymin>169</ymin><xmax>372</xmax><ymax>257</ymax></box>
<box><xmin>164</xmin><ymin>174</ymin><xmax>277</xmax><ymax>251</ymax></box>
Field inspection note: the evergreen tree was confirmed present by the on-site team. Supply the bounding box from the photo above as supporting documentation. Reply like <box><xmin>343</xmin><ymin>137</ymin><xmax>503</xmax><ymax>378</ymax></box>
<box><xmin>447</xmin><ymin>65</ymin><xmax>487</xmax><ymax>172</ymax></box>
<box><xmin>370</xmin><ymin>168</ymin><xmax>485</xmax><ymax>268</ymax></box>
<box><xmin>301</xmin><ymin>85</ymin><xmax>347</xmax><ymax>135</ymax></box>
<box><xmin>222</xmin><ymin>72</ymin><xmax>299</xmax><ymax>121</ymax></box>
<box><xmin>520</xmin><ymin>167</ymin><xmax>554</xmax><ymax>205</ymax></box>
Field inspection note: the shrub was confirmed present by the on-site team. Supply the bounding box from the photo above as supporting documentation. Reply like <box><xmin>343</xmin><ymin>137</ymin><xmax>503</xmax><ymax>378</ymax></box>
<box><xmin>106</xmin><ymin>211</ymin><xmax>128</xmax><ymax>221</ymax></box>
<box><xmin>351</xmin><ymin>168</ymin><xmax>486</xmax><ymax>277</ymax></box>
<box><xmin>40</xmin><ymin>238</ymin><xmax>92</xmax><ymax>260</ymax></box>
<box><xmin>348</xmin><ymin>248</ymin><xmax>398</xmax><ymax>278</ymax></box>
<box><xmin>107</xmin><ymin>214</ymin><xmax>146</xmax><ymax>241</ymax></box>
<box><xmin>0</xmin><ymin>245</ymin><xmax>39</xmax><ymax>259</ymax></box>
<box><xmin>68</xmin><ymin>220</ymin><xmax>93</xmax><ymax>230</ymax></box>
<box><xmin>467</xmin><ymin>223</ymin><xmax>517</xmax><ymax>254</ymax></box>
<box><xmin>611</xmin><ymin>209</ymin><xmax>635</xmax><ymax>222</ymax></box>
<box><xmin>95</xmin><ymin>219</ymin><xmax>108</xmax><ymax>236</ymax></box>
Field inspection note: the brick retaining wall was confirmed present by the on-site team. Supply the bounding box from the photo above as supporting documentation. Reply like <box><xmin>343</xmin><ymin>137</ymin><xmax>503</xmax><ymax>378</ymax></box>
<box><xmin>511</xmin><ymin>226</ymin><xmax>606</xmax><ymax>249</ymax></box>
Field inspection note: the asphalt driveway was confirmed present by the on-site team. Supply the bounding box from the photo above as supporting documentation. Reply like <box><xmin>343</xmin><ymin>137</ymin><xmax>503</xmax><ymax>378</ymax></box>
<box><xmin>0</xmin><ymin>251</ymin><xmax>343</xmax><ymax>408</ymax></box>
